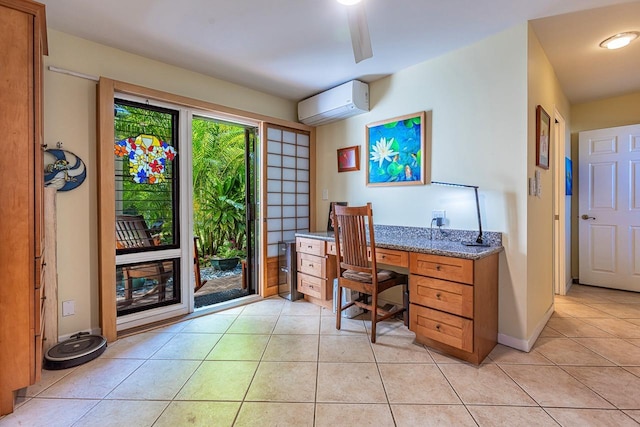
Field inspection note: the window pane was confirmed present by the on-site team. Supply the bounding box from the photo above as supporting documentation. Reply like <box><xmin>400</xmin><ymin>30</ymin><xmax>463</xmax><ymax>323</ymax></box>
<box><xmin>116</xmin><ymin>258</ymin><xmax>180</xmax><ymax>316</ymax></box>
<box><xmin>114</xmin><ymin>100</ymin><xmax>179</xmax><ymax>253</ymax></box>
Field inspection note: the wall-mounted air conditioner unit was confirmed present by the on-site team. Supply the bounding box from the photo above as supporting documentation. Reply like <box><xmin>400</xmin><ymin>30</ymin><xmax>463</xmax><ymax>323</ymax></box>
<box><xmin>298</xmin><ymin>80</ymin><xmax>369</xmax><ymax>126</ymax></box>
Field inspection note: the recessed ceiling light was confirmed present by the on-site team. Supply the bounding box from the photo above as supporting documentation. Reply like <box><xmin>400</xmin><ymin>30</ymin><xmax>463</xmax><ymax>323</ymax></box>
<box><xmin>599</xmin><ymin>31</ymin><xmax>639</xmax><ymax>50</ymax></box>
<box><xmin>336</xmin><ymin>0</ymin><xmax>362</xmax><ymax>5</ymax></box>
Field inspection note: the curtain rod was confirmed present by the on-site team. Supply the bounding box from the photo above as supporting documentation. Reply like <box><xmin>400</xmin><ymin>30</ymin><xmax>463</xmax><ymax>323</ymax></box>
<box><xmin>48</xmin><ymin>65</ymin><xmax>99</xmax><ymax>82</ymax></box>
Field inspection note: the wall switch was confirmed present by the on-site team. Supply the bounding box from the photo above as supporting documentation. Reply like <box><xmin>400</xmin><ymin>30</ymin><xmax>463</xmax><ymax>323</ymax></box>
<box><xmin>322</xmin><ymin>189</ymin><xmax>328</xmax><ymax>200</ymax></box>
<box><xmin>62</xmin><ymin>300</ymin><xmax>75</xmax><ymax>317</ymax></box>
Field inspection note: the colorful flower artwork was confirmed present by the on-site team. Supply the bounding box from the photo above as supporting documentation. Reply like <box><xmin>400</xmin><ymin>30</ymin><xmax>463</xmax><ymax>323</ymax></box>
<box><xmin>366</xmin><ymin>112</ymin><xmax>426</xmax><ymax>186</ymax></box>
<box><xmin>115</xmin><ymin>134</ymin><xmax>176</xmax><ymax>184</ymax></box>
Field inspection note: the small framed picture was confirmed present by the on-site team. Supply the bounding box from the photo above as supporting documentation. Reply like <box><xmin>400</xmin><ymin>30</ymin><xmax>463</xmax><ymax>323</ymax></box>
<box><xmin>536</xmin><ymin>105</ymin><xmax>550</xmax><ymax>169</ymax></box>
<box><xmin>337</xmin><ymin>145</ymin><xmax>360</xmax><ymax>172</ymax></box>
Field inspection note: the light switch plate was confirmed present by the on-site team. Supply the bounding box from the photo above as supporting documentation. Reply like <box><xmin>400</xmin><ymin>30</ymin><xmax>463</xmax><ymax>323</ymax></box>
<box><xmin>322</xmin><ymin>189</ymin><xmax>328</xmax><ymax>200</ymax></box>
<box><xmin>62</xmin><ymin>300</ymin><xmax>75</xmax><ymax>317</ymax></box>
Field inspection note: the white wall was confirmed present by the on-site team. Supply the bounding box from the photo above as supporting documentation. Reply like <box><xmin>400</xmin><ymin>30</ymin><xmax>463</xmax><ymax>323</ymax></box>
<box><xmin>44</xmin><ymin>30</ymin><xmax>297</xmax><ymax>337</ymax></box>
<box><xmin>315</xmin><ymin>25</ymin><xmax>531</xmax><ymax>342</ymax></box>
<box><xmin>526</xmin><ymin>27</ymin><xmax>571</xmax><ymax>339</ymax></box>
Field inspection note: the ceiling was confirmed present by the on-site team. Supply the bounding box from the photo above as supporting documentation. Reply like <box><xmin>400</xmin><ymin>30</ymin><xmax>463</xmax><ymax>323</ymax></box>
<box><xmin>41</xmin><ymin>0</ymin><xmax>640</xmax><ymax>103</ymax></box>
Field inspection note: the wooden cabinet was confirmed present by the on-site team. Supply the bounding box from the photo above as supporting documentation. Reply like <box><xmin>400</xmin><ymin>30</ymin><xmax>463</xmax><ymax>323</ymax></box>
<box><xmin>409</xmin><ymin>252</ymin><xmax>498</xmax><ymax>364</ymax></box>
<box><xmin>296</xmin><ymin>237</ymin><xmax>335</xmax><ymax>309</ymax></box>
<box><xmin>0</xmin><ymin>0</ymin><xmax>48</xmax><ymax>416</ymax></box>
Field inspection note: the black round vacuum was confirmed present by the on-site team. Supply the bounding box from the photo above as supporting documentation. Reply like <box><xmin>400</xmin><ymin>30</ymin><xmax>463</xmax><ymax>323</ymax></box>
<box><xmin>44</xmin><ymin>332</ymin><xmax>107</xmax><ymax>370</ymax></box>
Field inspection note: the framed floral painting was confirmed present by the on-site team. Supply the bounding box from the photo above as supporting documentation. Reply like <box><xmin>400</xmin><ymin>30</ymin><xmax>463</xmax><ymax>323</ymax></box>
<box><xmin>366</xmin><ymin>112</ymin><xmax>426</xmax><ymax>186</ymax></box>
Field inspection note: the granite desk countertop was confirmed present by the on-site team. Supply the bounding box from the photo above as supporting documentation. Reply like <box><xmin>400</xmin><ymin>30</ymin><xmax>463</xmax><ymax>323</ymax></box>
<box><xmin>295</xmin><ymin>225</ymin><xmax>503</xmax><ymax>260</ymax></box>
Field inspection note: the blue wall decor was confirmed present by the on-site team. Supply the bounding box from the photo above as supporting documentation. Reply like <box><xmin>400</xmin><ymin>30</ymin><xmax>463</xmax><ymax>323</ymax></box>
<box><xmin>44</xmin><ymin>148</ymin><xmax>87</xmax><ymax>191</ymax></box>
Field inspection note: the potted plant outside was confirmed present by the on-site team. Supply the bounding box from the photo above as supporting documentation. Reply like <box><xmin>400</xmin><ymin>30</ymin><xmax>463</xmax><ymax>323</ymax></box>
<box><xmin>210</xmin><ymin>241</ymin><xmax>244</xmax><ymax>271</ymax></box>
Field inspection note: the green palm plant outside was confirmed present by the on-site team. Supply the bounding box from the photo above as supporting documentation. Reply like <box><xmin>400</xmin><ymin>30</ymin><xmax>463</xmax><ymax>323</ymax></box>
<box><xmin>192</xmin><ymin>117</ymin><xmax>247</xmax><ymax>259</ymax></box>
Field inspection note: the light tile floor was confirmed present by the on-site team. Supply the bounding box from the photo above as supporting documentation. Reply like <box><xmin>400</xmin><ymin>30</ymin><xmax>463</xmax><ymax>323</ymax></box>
<box><xmin>2</xmin><ymin>284</ymin><xmax>640</xmax><ymax>426</ymax></box>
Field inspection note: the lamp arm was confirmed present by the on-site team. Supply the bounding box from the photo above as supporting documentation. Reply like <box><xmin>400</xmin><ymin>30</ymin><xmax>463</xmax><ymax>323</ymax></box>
<box><xmin>474</xmin><ymin>187</ymin><xmax>484</xmax><ymax>244</ymax></box>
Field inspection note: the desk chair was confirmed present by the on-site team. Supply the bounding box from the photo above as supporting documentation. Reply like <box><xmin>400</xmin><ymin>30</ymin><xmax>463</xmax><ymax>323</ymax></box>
<box><xmin>333</xmin><ymin>203</ymin><xmax>407</xmax><ymax>343</ymax></box>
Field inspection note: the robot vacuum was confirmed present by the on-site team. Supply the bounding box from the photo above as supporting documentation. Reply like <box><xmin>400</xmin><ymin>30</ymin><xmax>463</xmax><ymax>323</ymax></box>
<box><xmin>43</xmin><ymin>332</ymin><xmax>107</xmax><ymax>370</ymax></box>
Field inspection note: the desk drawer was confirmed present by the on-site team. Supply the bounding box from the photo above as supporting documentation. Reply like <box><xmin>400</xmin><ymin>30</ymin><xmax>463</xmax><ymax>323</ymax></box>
<box><xmin>372</xmin><ymin>248</ymin><xmax>408</xmax><ymax>268</ymax></box>
<box><xmin>297</xmin><ymin>272</ymin><xmax>324</xmax><ymax>299</ymax></box>
<box><xmin>327</xmin><ymin>242</ymin><xmax>337</xmax><ymax>256</ymax></box>
<box><xmin>410</xmin><ymin>253</ymin><xmax>473</xmax><ymax>284</ymax></box>
<box><xmin>410</xmin><ymin>274</ymin><xmax>473</xmax><ymax>318</ymax></box>
<box><xmin>298</xmin><ymin>252</ymin><xmax>325</xmax><ymax>277</ymax></box>
<box><xmin>410</xmin><ymin>303</ymin><xmax>473</xmax><ymax>352</ymax></box>
<box><xmin>297</xmin><ymin>237</ymin><xmax>325</xmax><ymax>257</ymax></box>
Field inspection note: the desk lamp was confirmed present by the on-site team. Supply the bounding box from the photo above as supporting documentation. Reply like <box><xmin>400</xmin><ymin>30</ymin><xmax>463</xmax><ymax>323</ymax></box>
<box><xmin>431</xmin><ymin>181</ymin><xmax>489</xmax><ymax>247</ymax></box>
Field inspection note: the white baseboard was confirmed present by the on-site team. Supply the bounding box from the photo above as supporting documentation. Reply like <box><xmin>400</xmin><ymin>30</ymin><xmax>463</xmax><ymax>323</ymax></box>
<box><xmin>58</xmin><ymin>327</ymin><xmax>102</xmax><ymax>343</ymax></box>
<box><xmin>497</xmin><ymin>304</ymin><xmax>554</xmax><ymax>352</ymax></box>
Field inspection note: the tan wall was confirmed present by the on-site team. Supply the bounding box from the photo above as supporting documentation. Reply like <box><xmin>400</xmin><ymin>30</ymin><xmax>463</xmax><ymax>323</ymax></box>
<box><xmin>526</xmin><ymin>26</ymin><xmax>571</xmax><ymax>338</ymax></box>
<box><xmin>315</xmin><ymin>25</ymin><xmax>531</xmax><ymax>342</ymax></box>
<box><xmin>569</xmin><ymin>90</ymin><xmax>640</xmax><ymax>279</ymax></box>
<box><xmin>44</xmin><ymin>30</ymin><xmax>297</xmax><ymax>337</ymax></box>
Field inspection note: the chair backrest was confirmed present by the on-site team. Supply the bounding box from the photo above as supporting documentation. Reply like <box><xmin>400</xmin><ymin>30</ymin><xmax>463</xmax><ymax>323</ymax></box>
<box><xmin>115</xmin><ymin>214</ymin><xmax>156</xmax><ymax>249</ymax></box>
<box><xmin>333</xmin><ymin>203</ymin><xmax>378</xmax><ymax>277</ymax></box>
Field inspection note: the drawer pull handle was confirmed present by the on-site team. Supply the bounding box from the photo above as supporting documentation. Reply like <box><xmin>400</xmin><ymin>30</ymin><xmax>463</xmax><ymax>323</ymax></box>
<box><xmin>435</xmin><ymin>324</ymin><xmax>441</xmax><ymax>331</ymax></box>
<box><xmin>307</xmin><ymin>245</ymin><xmax>313</xmax><ymax>249</ymax></box>
<box><xmin>308</xmin><ymin>263</ymin><xmax>313</xmax><ymax>267</ymax></box>
<box><xmin>41</xmin><ymin>296</ymin><xmax>46</xmax><ymax>300</ymax></box>
<box><xmin>435</xmin><ymin>293</ymin><xmax>441</xmax><ymax>299</ymax></box>
<box><xmin>436</xmin><ymin>265</ymin><xmax>441</xmax><ymax>271</ymax></box>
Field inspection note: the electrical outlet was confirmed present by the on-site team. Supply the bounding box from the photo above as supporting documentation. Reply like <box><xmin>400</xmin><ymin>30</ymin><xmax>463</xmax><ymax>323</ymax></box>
<box><xmin>432</xmin><ymin>210</ymin><xmax>445</xmax><ymax>219</ymax></box>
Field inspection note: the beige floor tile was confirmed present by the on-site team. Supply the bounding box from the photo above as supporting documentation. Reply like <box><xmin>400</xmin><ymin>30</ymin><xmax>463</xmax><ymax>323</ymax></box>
<box><xmin>38</xmin><ymin>358</ymin><xmax>144</xmax><ymax>399</ymax></box>
<box><xmin>152</xmin><ymin>320</ymin><xmax>190</xmax><ymax>333</ymax></box>
<box><xmin>175</xmin><ymin>360</ymin><xmax>258</xmax><ymax>401</ymax></box>
<box><xmin>153</xmin><ymin>401</ymin><xmax>240</xmax><ymax>427</ymax></box>
<box><xmin>206</xmin><ymin>333</ymin><xmax>269</xmax><ymax>360</ymax></box>
<box><xmin>488</xmin><ymin>344</ymin><xmax>553</xmax><ymax>365</ymax></box>
<box><xmin>581</xmin><ymin>317</ymin><xmax>640</xmax><ymax>338</ymax></box>
<box><xmin>628</xmin><ymin>319</ymin><xmax>640</xmax><ymax>327</ymax></box>
<box><xmin>107</xmin><ymin>359</ymin><xmax>200</xmax><ymax>400</ymax></box>
<box><xmin>151</xmin><ymin>332</ymin><xmax>221</xmax><ymax>360</ymax></box>
<box><xmin>586</xmin><ymin>303</ymin><xmax>640</xmax><ymax>318</ymax></box>
<box><xmin>180</xmin><ymin>314</ymin><xmax>237</xmax><ymax>333</ymax></box>
<box><xmin>467</xmin><ymin>405</ymin><xmax>558</xmax><ymax>426</ymax></box>
<box><xmin>501</xmin><ymin>365</ymin><xmax>613</xmax><ymax>408</ymax></box>
<box><xmin>22</xmin><ymin>366</ymin><xmax>77</xmax><ymax>397</ymax></box>
<box><xmin>371</xmin><ymin>335</ymin><xmax>434</xmax><ymax>363</ymax></box>
<box><xmin>538</xmin><ymin>325</ymin><xmax>564</xmax><ymax>337</ymax></box>
<box><xmin>225</xmin><ymin>315</ymin><xmax>278</xmax><ymax>334</ymax></box>
<box><xmin>624</xmin><ymin>410</ymin><xmax>640</xmax><ymax>423</ymax></box>
<box><xmin>280</xmin><ymin>300</ymin><xmax>322</xmax><ymax>315</ymax></box>
<box><xmin>533</xmin><ymin>337</ymin><xmax>614</xmax><ymax>365</ymax></box>
<box><xmin>439</xmin><ymin>363</ymin><xmax>536</xmax><ymax>405</ymax></box>
<box><xmin>273</xmin><ymin>315</ymin><xmax>320</xmax><ymax>334</ymax></box>
<box><xmin>574</xmin><ymin>338</ymin><xmax>640</xmax><ymax>365</ymax></box>
<box><xmin>73</xmin><ymin>399</ymin><xmax>169</xmax><ymax>427</ymax></box>
<box><xmin>562</xmin><ymin>366</ymin><xmax>640</xmax><ymax>409</ymax></box>
<box><xmin>316</xmin><ymin>403</ymin><xmax>395</xmax><ymax>427</ymax></box>
<box><xmin>553</xmin><ymin>303</ymin><xmax>610</xmax><ymax>318</ymax></box>
<box><xmin>546</xmin><ymin>317</ymin><xmax>613</xmax><ymax>338</ymax></box>
<box><xmin>392</xmin><ymin>404</ymin><xmax>476</xmax><ymax>427</ymax></box>
<box><xmin>630</xmin><ymin>338</ymin><xmax>640</xmax><ymax>348</ymax></box>
<box><xmin>316</xmin><ymin>362</ymin><xmax>387</xmax><ymax>403</ymax></box>
<box><xmin>625</xmin><ymin>366</ymin><xmax>640</xmax><ymax>377</ymax></box>
<box><xmin>239</xmin><ymin>299</ymin><xmax>285</xmax><ymax>315</ymax></box>
<box><xmin>600</xmin><ymin>292</ymin><xmax>640</xmax><ymax>304</ymax></box>
<box><xmin>545</xmin><ymin>408</ymin><xmax>639</xmax><ymax>427</ymax></box>
<box><xmin>321</xmin><ymin>306</ymin><xmax>336</xmax><ymax>316</ymax></box>
<box><xmin>427</xmin><ymin>347</ymin><xmax>472</xmax><ymax>364</ymax></box>
<box><xmin>234</xmin><ymin>402</ymin><xmax>314</xmax><ymax>427</ymax></box>
<box><xmin>319</xmin><ymin>335</ymin><xmax>375</xmax><ymax>362</ymax></box>
<box><xmin>364</xmin><ymin>318</ymin><xmax>414</xmax><ymax>339</ymax></box>
<box><xmin>261</xmin><ymin>334</ymin><xmax>319</xmax><ymax>361</ymax></box>
<box><xmin>320</xmin><ymin>315</ymin><xmax>367</xmax><ymax>335</ymax></box>
<box><xmin>0</xmin><ymin>398</ymin><xmax>98</xmax><ymax>427</ymax></box>
<box><xmin>379</xmin><ymin>363</ymin><xmax>460</xmax><ymax>404</ymax></box>
<box><xmin>245</xmin><ymin>361</ymin><xmax>317</xmax><ymax>402</ymax></box>
<box><xmin>102</xmin><ymin>332</ymin><xmax>175</xmax><ymax>359</ymax></box>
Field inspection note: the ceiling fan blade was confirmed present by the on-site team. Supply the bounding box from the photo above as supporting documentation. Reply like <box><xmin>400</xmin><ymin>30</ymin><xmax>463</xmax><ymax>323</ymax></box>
<box><xmin>346</xmin><ymin>3</ymin><xmax>373</xmax><ymax>63</ymax></box>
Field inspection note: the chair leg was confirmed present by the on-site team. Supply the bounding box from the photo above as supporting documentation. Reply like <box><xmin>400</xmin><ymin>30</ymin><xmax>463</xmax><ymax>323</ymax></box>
<box><xmin>370</xmin><ymin>289</ymin><xmax>378</xmax><ymax>343</ymax></box>
<box><xmin>336</xmin><ymin>283</ymin><xmax>343</xmax><ymax>331</ymax></box>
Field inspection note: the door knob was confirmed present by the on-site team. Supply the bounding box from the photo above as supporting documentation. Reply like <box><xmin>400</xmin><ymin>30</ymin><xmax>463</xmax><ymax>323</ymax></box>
<box><xmin>581</xmin><ymin>214</ymin><xmax>596</xmax><ymax>220</ymax></box>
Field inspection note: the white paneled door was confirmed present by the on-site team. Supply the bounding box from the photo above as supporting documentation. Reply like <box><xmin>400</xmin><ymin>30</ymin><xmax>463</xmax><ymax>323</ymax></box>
<box><xmin>579</xmin><ymin>124</ymin><xmax>640</xmax><ymax>292</ymax></box>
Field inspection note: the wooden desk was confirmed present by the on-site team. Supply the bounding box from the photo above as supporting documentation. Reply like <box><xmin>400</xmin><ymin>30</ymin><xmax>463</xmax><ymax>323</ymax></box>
<box><xmin>295</xmin><ymin>228</ymin><xmax>501</xmax><ymax>364</ymax></box>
